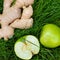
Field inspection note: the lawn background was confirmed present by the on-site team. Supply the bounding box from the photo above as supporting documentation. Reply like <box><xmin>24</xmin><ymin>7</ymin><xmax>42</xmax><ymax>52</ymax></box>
<box><xmin>0</xmin><ymin>0</ymin><xmax>60</xmax><ymax>60</ymax></box>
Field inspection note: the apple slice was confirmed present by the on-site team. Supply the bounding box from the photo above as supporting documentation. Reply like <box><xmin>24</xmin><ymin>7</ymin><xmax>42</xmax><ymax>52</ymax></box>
<box><xmin>14</xmin><ymin>35</ymin><xmax>40</xmax><ymax>60</ymax></box>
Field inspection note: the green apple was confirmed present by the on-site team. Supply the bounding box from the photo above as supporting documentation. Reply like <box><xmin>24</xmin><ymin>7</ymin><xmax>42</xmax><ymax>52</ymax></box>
<box><xmin>14</xmin><ymin>35</ymin><xmax>40</xmax><ymax>60</ymax></box>
<box><xmin>40</xmin><ymin>24</ymin><xmax>60</xmax><ymax>48</ymax></box>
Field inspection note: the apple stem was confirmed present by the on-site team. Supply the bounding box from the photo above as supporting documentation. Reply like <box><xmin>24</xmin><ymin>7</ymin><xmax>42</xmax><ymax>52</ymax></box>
<box><xmin>26</xmin><ymin>40</ymin><xmax>39</xmax><ymax>48</ymax></box>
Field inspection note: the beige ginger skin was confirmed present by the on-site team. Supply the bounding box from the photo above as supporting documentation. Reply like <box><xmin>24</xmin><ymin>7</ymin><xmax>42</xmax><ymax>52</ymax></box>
<box><xmin>10</xmin><ymin>5</ymin><xmax>33</xmax><ymax>29</ymax></box>
<box><xmin>0</xmin><ymin>0</ymin><xmax>34</xmax><ymax>40</ymax></box>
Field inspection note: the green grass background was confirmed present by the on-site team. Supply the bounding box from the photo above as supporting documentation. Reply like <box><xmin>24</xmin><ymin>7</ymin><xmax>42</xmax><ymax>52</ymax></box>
<box><xmin>0</xmin><ymin>0</ymin><xmax>60</xmax><ymax>60</ymax></box>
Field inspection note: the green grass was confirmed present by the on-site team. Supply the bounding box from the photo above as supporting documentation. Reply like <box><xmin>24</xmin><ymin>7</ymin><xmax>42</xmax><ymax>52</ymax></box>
<box><xmin>0</xmin><ymin>0</ymin><xmax>60</xmax><ymax>60</ymax></box>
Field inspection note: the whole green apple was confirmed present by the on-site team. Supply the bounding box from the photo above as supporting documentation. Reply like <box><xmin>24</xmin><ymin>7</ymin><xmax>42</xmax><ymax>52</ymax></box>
<box><xmin>40</xmin><ymin>24</ymin><xmax>60</xmax><ymax>48</ymax></box>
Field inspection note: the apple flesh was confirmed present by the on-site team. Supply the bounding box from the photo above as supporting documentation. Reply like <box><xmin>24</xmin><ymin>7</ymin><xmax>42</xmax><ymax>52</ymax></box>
<box><xmin>40</xmin><ymin>24</ymin><xmax>60</xmax><ymax>48</ymax></box>
<box><xmin>14</xmin><ymin>35</ymin><xmax>40</xmax><ymax>60</ymax></box>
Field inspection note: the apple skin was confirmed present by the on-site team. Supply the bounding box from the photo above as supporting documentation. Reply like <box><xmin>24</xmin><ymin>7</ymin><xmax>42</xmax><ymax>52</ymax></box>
<box><xmin>40</xmin><ymin>24</ymin><xmax>60</xmax><ymax>48</ymax></box>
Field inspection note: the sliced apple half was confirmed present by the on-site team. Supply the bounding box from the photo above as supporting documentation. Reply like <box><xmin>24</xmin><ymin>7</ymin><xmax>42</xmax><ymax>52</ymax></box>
<box><xmin>14</xmin><ymin>35</ymin><xmax>40</xmax><ymax>60</ymax></box>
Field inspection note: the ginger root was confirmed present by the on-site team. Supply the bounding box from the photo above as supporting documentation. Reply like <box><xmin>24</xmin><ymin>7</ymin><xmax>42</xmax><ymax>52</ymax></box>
<box><xmin>0</xmin><ymin>0</ymin><xmax>34</xmax><ymax>40</ymax></box>
<box><xmin>10</xmin><ymin>5</ymin><xmax>33</xmax><ymax>29</ymax></box>
<box><xmin>0</xmin><ymin>26</ymin><xmax>14</xmax><ymax>40</ymax></box>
